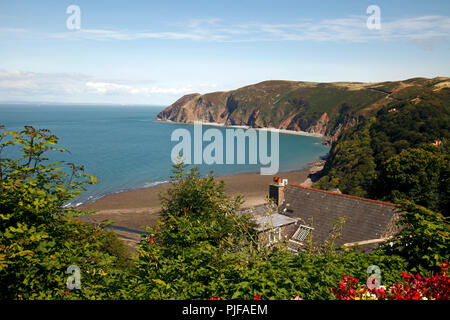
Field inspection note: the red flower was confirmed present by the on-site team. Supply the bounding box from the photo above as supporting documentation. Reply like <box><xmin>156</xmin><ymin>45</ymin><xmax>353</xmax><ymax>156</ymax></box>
<box><xmin>253</xmin><ymin>294</ymin><xmax>261</xmax><ymax>300</ymax></box>
<box><xmin>329</xmin><ymin>260</ymin><xmax>450</xmax><ymax>300</ymax></box>
<box><xmin>210</xmin><ymin>296</ymin><xmax>220</xmax><ymax>300</ymax></box>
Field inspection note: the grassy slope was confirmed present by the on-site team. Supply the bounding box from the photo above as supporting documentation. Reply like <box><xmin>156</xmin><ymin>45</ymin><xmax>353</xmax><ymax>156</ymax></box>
<box><xmin>157</xmin><ymin>77</ymin><xmax>449</xmax><ymax>137</ymax></box>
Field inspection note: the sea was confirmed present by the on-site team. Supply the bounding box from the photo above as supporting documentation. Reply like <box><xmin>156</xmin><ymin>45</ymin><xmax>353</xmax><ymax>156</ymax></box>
<box><xmin>0</xmin><ymin>104</ymin><xmax>330</xmax><ymax>206</ymax></box>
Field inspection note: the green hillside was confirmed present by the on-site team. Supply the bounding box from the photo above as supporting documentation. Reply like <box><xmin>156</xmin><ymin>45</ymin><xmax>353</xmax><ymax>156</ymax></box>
<box><xmin>158</xmin><ymin>76</ymin><xmax>450</xmax><ymax>215</ymax></box>
<box><xmin>314</xmin><ymin>87</ymin><xmax>450</xmax><ymax>215</ymax></box>
<box><xmin>156</xmin><ymin>77</ymin><xmax>450</xmax><ymax>141</ymax></box>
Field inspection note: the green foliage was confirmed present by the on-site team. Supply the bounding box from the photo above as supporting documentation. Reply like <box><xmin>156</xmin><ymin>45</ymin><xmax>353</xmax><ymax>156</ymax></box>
<box><xmin>157</xmin><ymin>159</ymin><xmax>257</xmax><ymax>253</ymax></box>
<box><xmin>380</xmin><ymin>201</ymin><xmax>449</xmax><ymax>275</ymax></box>
<box><xmin>215</xmin><ymin>249</ymin><xmax>406</xmax><ymax>300</ymax></box>
<box><xmin>0</xmin><ymin>126</ymin><xmax>130</xmax><ymax>299</ymax></box>
<box><xmin>100</xmin><ymin>230</ymin><xmax>134</xmax><ymax>270</ymax></box>
<box><xmin>0</xmin><ymin>126</ymin><xmax>440</xmax><ymax>300</ymax></box>
<box><xmin>129</xmin><ymin>237</ymin><xmax>407</xmax><ymax>300</ymax></box>
<box><xmin>128</xmin><ymin>160</ymin><xmax>259</xmax><ymax>299</ymax></box>
<box><xmin>376</xmin><ymin>147</ymin><xmax>449</xmax><ymax>213</ymax></box>
<box><xmin>126</xmin><ymin>162</ymin><xmax>407</xmax><ymax>300</ymax></box>
<box><xmin>315</xmin><ymin>118</ymin><xmax>377</xmax><ymax>197</ymax></box>
<box><xmin>314</xmin><ymin>89</ymin><xmax>450</xmax><ymax>215</ymax></box>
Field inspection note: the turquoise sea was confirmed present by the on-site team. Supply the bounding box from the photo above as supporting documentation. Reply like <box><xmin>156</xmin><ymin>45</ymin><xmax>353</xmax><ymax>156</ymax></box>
<box><xmin>0</xmin><ymin>104</ymin><xmax>330</xmax><ymax>206</ymax></box>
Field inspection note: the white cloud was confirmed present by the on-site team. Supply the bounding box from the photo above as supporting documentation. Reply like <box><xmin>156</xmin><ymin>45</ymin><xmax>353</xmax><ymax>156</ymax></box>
<box><xmin>0</xmin><ymin>69</ymin><xmax>217</xmax><ymax>103</ymax></box>
<box><xmin>49</xmin><ymin>28</ymin><xmax>208</xmax><ymax>41</ymax></box>
<box><xmin>0</xmin><ymin>12</ymin><xmax>448</xmax><ymax>45</ymax></box>
<box><xmin>85</xmin><ymin>81</ymin><xmax>131</xmax><ymax>93</ymax></box>
<box><xmin>35</xmin><ymin>14</ymin><xmax>450</xmax><ymax>44</ymax></box>
<box><xmin>0</xmin><ymin>27</ymin><xmax>28</xmax><ymax>33</ymax></box>
<box><xmin>84</xmin><ymin>81</ymin><xmax>200</xmax><ymax>95</ymax></box>
<box><xmin>0</xmin><ymin>14</ymin><xmax>447</xmax><ymax>47</ymax></box>
<box><xmin>0</xmin><ymin>70</ymin><xmax>90</xmax><ymax>95</ymax></box>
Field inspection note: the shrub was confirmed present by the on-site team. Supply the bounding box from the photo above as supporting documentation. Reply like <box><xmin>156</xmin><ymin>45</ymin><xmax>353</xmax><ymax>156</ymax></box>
<box><xmin>380</xmin><ymin>201</ymin><xmax>449</xmax><ymax>275</ymax></box>
<box><xmin>0</xmin><ymin>126</ymin><xmax>127</xmax><ymax>299</ymax></box>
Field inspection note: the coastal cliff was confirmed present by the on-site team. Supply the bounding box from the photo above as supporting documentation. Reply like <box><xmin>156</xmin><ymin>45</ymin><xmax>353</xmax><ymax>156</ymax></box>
<box><xmin>156</xmin><ymin>77</ymin><xmax>450</xmax><ymax>142</ymax></box>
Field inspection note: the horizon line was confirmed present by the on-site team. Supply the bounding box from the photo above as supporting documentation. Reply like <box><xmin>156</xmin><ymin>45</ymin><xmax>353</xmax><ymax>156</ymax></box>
<box><xmin>0</xmin><ymin>101</ymin><xmax>167</xmax><ymax>107</ymax></box>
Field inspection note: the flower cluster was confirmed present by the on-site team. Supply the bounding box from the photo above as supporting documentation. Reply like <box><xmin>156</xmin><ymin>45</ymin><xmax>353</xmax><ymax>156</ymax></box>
<box><xmin>330</xmin><ymin>261</ymin><xmax>449</xmax><ymax>300</ymax></box>
<box><xmin>329</xmin><ymin>276</ymin><xmax>359</xmax><ymax>300</ymax></box>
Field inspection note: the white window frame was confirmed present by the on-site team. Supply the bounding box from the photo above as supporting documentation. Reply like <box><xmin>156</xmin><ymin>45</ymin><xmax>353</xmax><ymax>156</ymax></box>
<box><xmin>268</xmin><ymin>227</ymin><xmax>281</xmax><ymax>243</ymax></box>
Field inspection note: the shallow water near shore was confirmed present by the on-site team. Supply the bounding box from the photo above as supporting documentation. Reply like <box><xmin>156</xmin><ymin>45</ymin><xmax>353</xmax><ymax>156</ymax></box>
<box><xmin>0</xmin><ymin>104</ymin><xmax>329</xmax><ymax>205</ymax></box>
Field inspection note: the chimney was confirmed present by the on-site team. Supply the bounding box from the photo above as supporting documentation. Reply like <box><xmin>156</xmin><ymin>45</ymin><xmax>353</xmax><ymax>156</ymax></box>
<box><xmin>269</xmin><ymin>177</ymin><xmax>288</xmax><ymax>206</ymax></box>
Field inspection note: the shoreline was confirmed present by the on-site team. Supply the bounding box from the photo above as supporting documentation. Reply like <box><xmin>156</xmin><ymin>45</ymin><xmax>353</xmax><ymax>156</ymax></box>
<box><xmin>74</xmin><ymin>118</ymin><xmax>329</xmax><ymax>209</ymax></box>
<box><xmin>79</xmin><ymin>160</ymin><xmax>325</xmax><ymax>243</ymax></box>
<box><xmin>156</xmin><ymin>119</ymin><xmax>325</xmax><ymax>138</ymax></box>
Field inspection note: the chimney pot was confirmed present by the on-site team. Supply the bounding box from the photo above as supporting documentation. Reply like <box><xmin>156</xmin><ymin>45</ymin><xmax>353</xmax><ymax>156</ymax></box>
<box><xmin>269</xmin><ymin>178</ymin><xmax>287</xmax><ymax>205</ymax></box>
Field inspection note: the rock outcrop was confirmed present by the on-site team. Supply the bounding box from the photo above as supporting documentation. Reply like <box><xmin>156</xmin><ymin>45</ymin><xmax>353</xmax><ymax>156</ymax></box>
<box><xmin>156</xmin><ymin>77</ymin><xmax>449</xmax><ymax>142</ymax></box>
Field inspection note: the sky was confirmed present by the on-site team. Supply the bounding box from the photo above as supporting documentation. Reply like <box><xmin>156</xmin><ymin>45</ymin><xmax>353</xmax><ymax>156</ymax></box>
<box><xmin>0</xmin><ymin>0</ymin><xmax>449</xmax><ymax>105</ymax></box>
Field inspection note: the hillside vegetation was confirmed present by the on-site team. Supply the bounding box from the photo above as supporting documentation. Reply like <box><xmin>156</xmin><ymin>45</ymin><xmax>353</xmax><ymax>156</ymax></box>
<box><xmin>157</xmin><ymin>77</ymin><xmax>450</xmax><ymax>215</ymax></box>
<box><xmin>314</xmin><ymin>86</ymin><xmax>450</xmax><ymax>216</ymax></box>
<box><xmin>156</xmin><ymin>77</ymin><xmax>450</xmax><ymax>142</ymax></box>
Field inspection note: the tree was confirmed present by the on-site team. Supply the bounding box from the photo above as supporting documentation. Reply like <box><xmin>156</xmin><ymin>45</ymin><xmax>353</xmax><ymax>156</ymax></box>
<box><xmin>129</xmin><ymin>160</ymin><xmax>260</xmax><ymax>299</ymax></box>
<box><xmin>315</xmin><ymin>118</ymin><xmax>377</xmax><ymax>197</ymax></box>
<box><xmin>315</xmin><ymin>90</ymin><xmax>449</xmax><ymax>207</ymax></box>
<box><xmin>0</xmin><ymin>126</ymin><xmax>129</xmax><ymax>299</ymax></box>
<box><xmin>380</xmin><ymin>201</ymin><xmax>450</xmax><ymax>275</ymax></box>
<box><xmin>376</xmin><ymin>147</ymin><xmax>449</xmax><ymax>215</ymax></box>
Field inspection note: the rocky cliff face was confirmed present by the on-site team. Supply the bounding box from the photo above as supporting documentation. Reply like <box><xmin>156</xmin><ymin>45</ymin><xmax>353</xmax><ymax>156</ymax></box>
<box><xmin>156</xmin><ymin>77</ymin><xmax>449</xmax><ymax>142</ymax></box>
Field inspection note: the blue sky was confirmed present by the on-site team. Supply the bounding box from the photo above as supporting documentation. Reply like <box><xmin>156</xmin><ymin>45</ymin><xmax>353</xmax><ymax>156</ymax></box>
<box><xmin>0</xmin><ymin>0</ymin><xmax>449</xmax><ymax>105</ymax></box>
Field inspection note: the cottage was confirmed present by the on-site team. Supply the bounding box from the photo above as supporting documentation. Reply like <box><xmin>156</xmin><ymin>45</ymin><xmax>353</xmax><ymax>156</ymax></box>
<box><xmin>255</xmin><ymin>179</ymin><xmax>401</xmax><ymax>252</ymax></box>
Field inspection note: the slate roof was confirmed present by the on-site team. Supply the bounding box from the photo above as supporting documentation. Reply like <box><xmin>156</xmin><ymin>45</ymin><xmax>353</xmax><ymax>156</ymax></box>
<box><xmin>279</xmin><ymin>184</ymin><xmax>400</xmax><ymax>248</ymax></box>
<box><xmin>254</xmin><ymin>213</ymin><xmax>298</xmax><ymax>232</ymax></box>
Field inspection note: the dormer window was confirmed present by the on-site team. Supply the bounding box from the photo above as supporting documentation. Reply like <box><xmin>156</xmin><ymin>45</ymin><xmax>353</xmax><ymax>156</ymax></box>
<box><xmin>292</xmin><ymin>225</ymin><xmax>314</xmax><ymax>242</ymax></box>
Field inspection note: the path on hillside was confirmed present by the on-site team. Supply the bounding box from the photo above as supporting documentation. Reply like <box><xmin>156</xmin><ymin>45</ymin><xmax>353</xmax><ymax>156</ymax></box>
<box><xmin>367</xmin><ymin>87</ymin><xmax>402</xmax><ymax>101</ymax></box>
